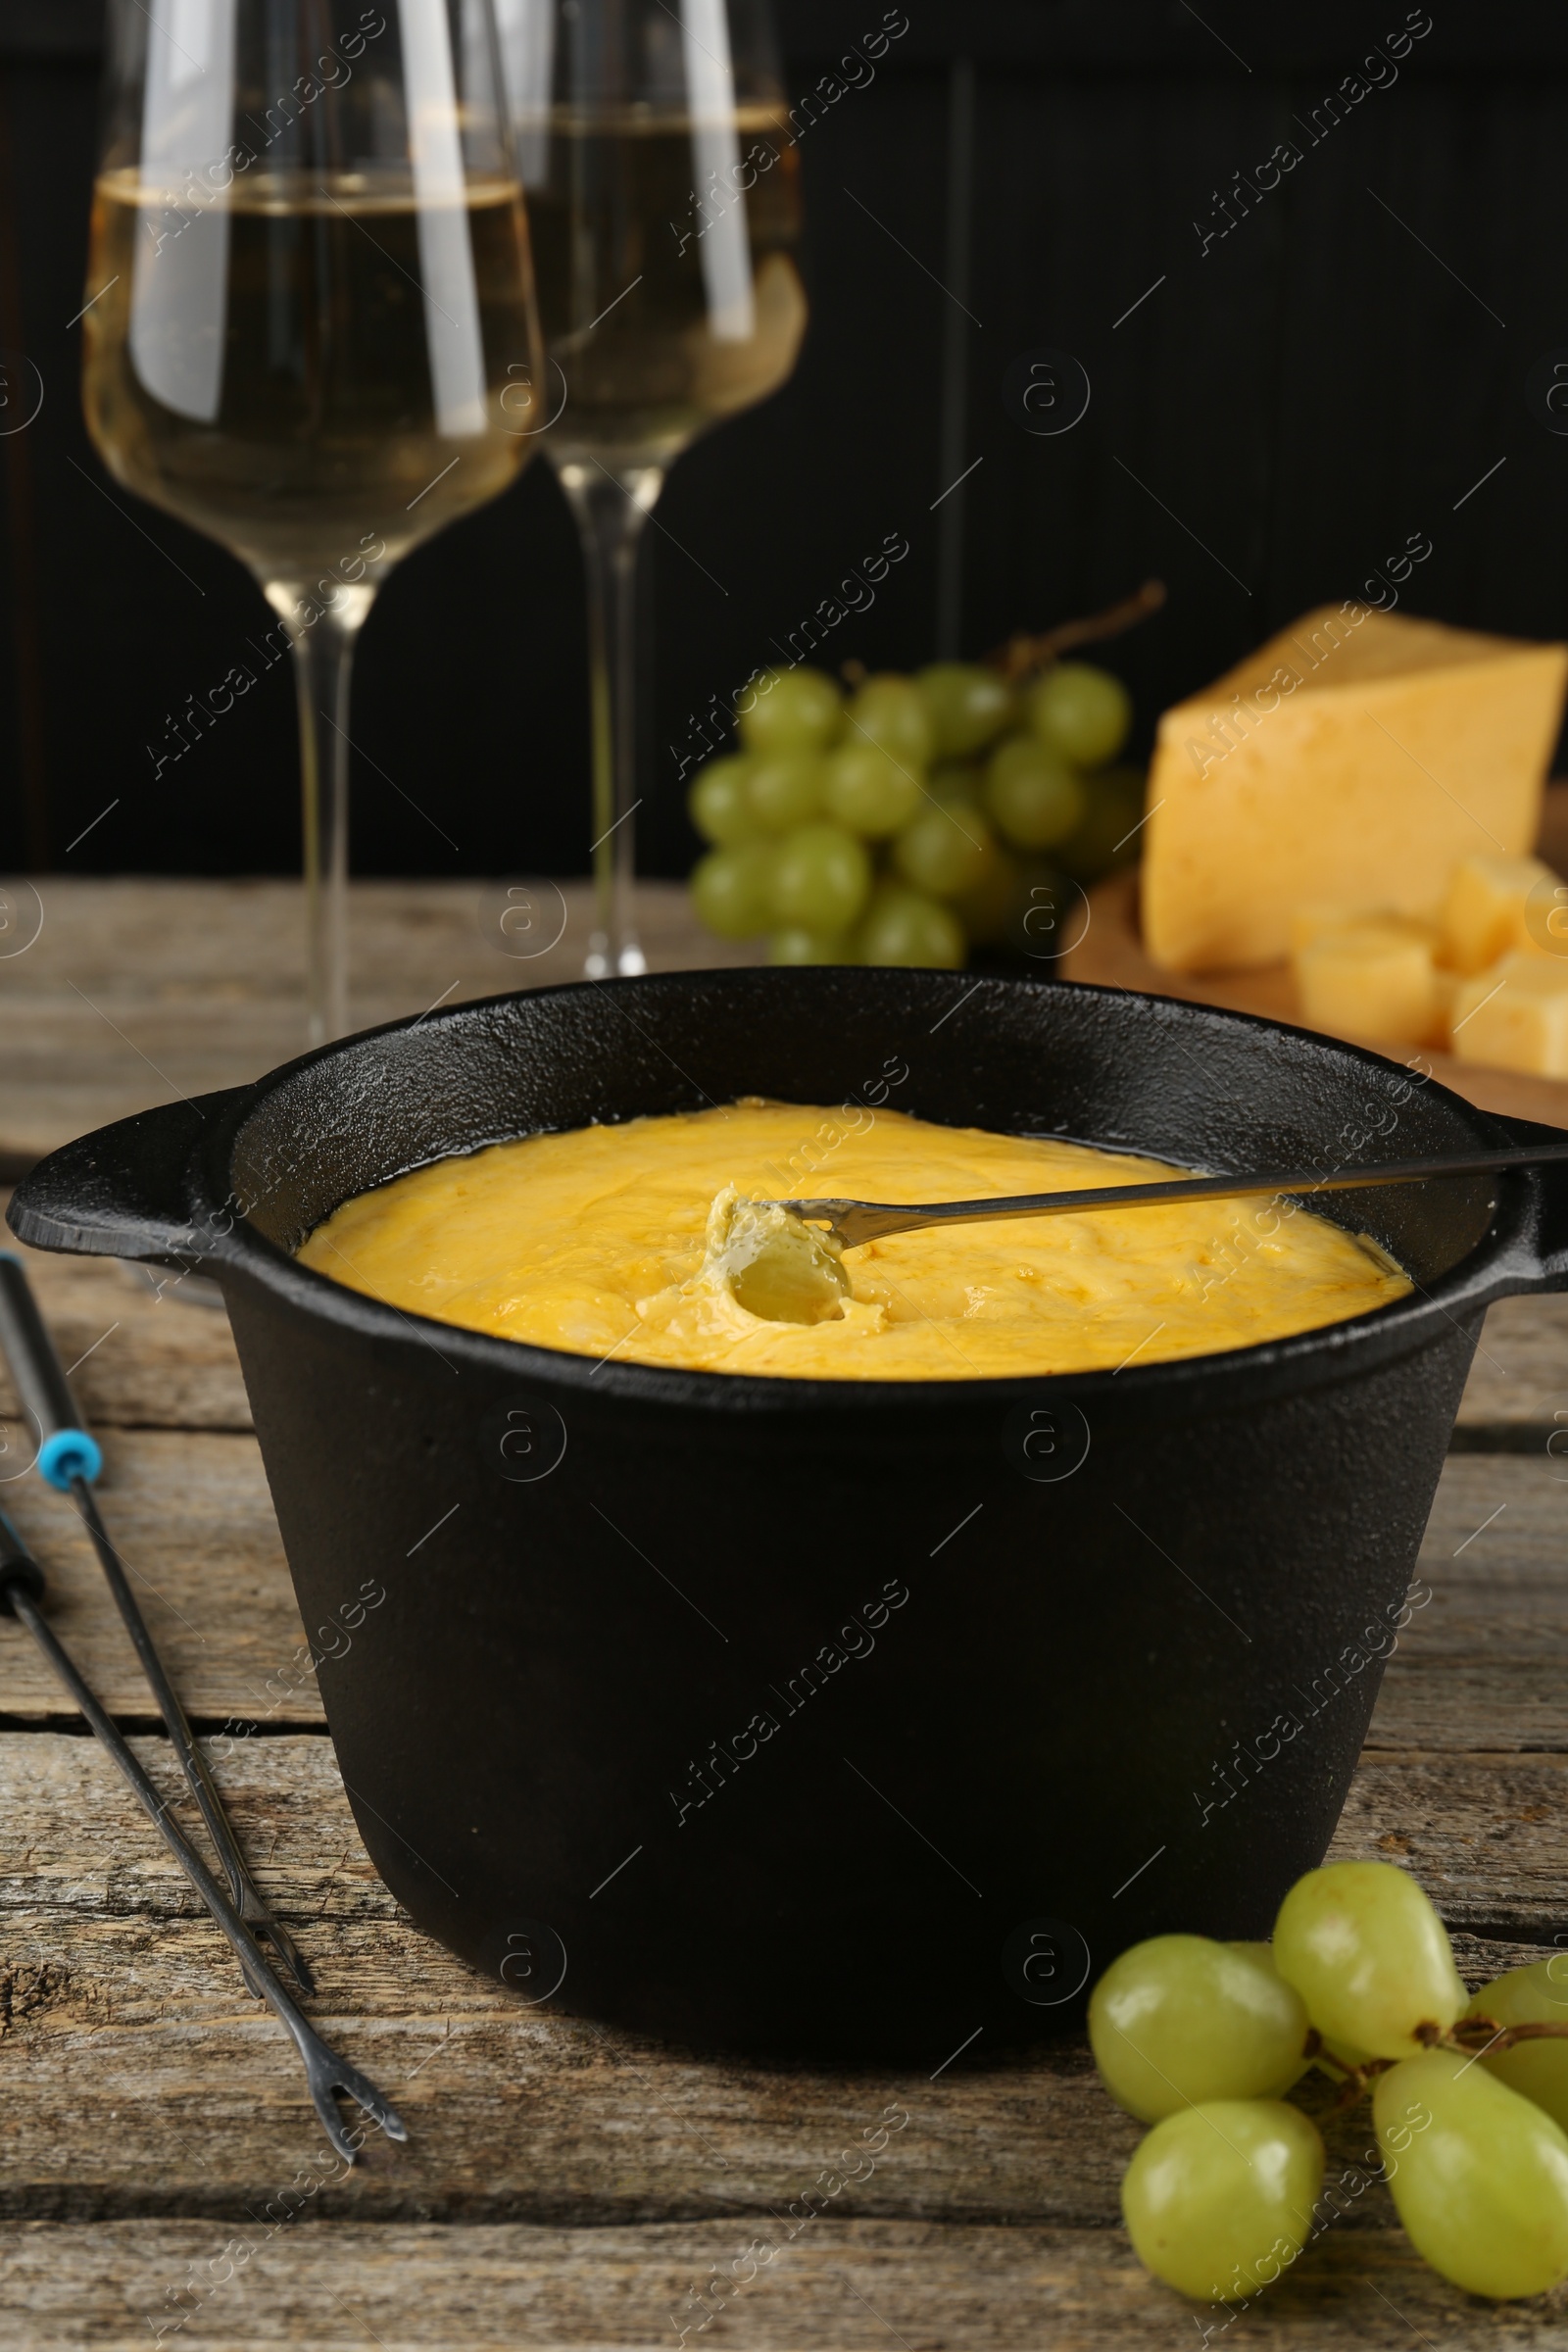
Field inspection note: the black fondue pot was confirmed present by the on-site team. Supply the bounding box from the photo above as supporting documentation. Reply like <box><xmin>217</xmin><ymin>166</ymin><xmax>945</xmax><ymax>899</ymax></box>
<box><xmin>12</xmin><ymin>971</ymin><xmax>1568</xmax><ymax>2061</ymax></box>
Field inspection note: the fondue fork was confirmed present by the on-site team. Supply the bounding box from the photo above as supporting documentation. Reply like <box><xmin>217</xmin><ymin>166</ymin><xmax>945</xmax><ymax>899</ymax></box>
<box><xmin>0</xmin><ymin>1251</ymin><xmax>313</xmax><ymax>1990</ymax></box>
<box><xmin>0</xmin><ymin>1505</ymin><xmax>405</xmax><ymax>2162</ymax></box>
<box><xmin>771</xmin><ymin>1140</ymin><xmax>1568</xmax><ymax>1250</ymax></box>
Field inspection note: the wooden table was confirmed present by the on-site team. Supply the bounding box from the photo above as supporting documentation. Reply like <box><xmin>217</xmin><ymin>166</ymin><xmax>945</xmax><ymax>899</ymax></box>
<box><xmin>3</xmin><ymin>882</ymin><xmax>1568</xmax><ymax>2347</ymax></box>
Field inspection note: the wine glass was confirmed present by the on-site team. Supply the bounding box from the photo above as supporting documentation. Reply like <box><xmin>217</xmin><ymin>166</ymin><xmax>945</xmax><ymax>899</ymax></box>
<box><xmin>84</xmin><ymin>0</ymin><xmax>543</xmax><ymax>1044</ymax></box>
<box><xmin>497</xmin><ymin>0</ymin><xmax>807</xmax><ymax>975</ymax></box>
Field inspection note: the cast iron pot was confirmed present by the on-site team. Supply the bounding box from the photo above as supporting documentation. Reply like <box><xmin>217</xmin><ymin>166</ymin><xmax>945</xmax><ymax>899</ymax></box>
<box><xmin>12</xmin><ymin>969</ymin><xmax>1568</xmax><ymax>2062</ymax></box>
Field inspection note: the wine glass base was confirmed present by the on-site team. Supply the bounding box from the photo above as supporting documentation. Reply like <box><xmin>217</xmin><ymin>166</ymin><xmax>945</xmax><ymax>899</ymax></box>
<box><xmin>585</xmin><ymin>934</ymin><xmax>648</xmax><ymax>980</ymax></box>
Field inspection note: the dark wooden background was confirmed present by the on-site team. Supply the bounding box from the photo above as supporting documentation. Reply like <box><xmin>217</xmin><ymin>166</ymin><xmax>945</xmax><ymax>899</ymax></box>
<box><xmin>3</xmin><ymin>0</ymin><xmax>1568</xmax><ymax>883</ymax></box>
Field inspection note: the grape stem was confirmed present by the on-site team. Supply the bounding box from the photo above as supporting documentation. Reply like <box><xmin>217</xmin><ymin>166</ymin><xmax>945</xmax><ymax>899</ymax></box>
<box><xmin>987</xmin><ymin>579</ymin><xmax>1168</xmax><ymax>685</ymax></box>
<box><xmin>1316</xmin><ymin>2048</ymin><xmax>1396</xmax><ymax>2112</ymax></box>
<box><xmin>1315</xmin><ymin>2014</ymin><xmax>1568</xmax><ymax>2112</ymax></box>
<box><xmin>1440</xmin><ymin>2015</ymin><xmax>1568</xmax><ymax>2049</ymax></box>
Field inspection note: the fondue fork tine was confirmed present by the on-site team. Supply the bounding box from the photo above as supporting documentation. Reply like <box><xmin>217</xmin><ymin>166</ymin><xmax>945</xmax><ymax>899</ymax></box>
<box><xmin>0</xmin><ymin>1508</ymin><xmax>406</xmax><ymax>2164</ymax></box>
<box><xmin>773</xmin><ymin>1140</ymin><xmax>1568</xmax><ymax>1250</ymax></box>
<box><xmin>0</xmin><ymin>1252</ymin><xmax>314</xmax><ymax>1993</ymax></box>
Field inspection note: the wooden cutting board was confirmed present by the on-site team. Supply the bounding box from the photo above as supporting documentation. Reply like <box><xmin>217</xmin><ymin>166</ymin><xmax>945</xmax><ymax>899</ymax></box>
<box><xmin>1062</xmin><ymin>784</ymin><xmax>1568</xmax><ymax>1131</ymax></box>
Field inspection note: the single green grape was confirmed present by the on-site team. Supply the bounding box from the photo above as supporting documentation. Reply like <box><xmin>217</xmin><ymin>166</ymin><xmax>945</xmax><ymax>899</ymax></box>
<box><xmin>737</xmin><ymin>665</ymin><xmax>843</xmax><ymax>756</ymax></box>
<box><xmin>1054</xmin><ymin>764</ymin><xmax>1148</xmax><ymax>883</ymax></box>
<box><xmin>1374</xmin><ymin>2049</ymin><xmax>1568</xmax><ymax>2299</ymax></box>
<box><xmin>690</xmin><ymin>843</ymin><xmax>776</xmax><ymax>940</ymax></box>
<box><xmin>984</xmin><ymin>736</ymin><xmax>1087</xmax><ymax>851</ymax></box>
<box><xmin>770</xmin><ymin>822</ymin><xmax>872</xmax><ymax>935</ymax></box>
<box><xmin>821</xmin><ymin>741</ymin><xmax>923</xmax><ymax>837</ymax></box>
<box><xmin>1468</xmin><ymin>1960</ymin><xmax>1568</xmax><ymax>2132</ymax></box>
<box><xmin>1223</xmin><ymin>1941</ymin><xmax>1314</xmax><ymax>2089</ymax></box>
<box><xmin>769</xmin><ymin>926</ymin><xmax>848</xmax><ymax>966</ymax></box>
<box><xmin>893</xmin><ymin>800</ymin><xmax>998</xmax><ymax>900</ymax></box>
<box><xmin>916</xmin><ymin>662</ymin><xmax>1016</xmax><ymax>759</ymax></box>
<box><xmin>1027</xmin><ymin>660</ymin><xmax>1133</xmax><ymax>769</ymax></box>
<box><xmin>844</xmin><ymin>673</ymin><xmax>934</xmax><ymax>768</ymax></box>
<box><xmin>1121</xmin><ymin>2099</ymin><xmax>1324</xmax><ymax>2303</ymax></box>
<box><xmin>1273</xmin><ymin>1859</ymin><xmax>1465</xmax><ymax>2059</ymax></box>
<box><xmin>856</xmin><ymin>884</ymin><xmax>966</xmax><ymax>969</ymax></box>
<box><xmin>1089</xmin><ymin>1936</ymin><xmax>1311</xmax><ymax>2123</ymax></box>
<box><xmin>688</xmin><ymin>755</ymin><xmax>760</xmax><ymax>847</ymax></box>
<box><xmin>748</xmin><ymin>751</ymin><xmax>824</xmax><ymax>833</ymax></box>
<box><xmin>951</xmin><ymin>844</ymin><xmax>1018</xmax><ymax>947</ymax></box>
<box><xmin>930</xmin><ymin>760</ymin><xmax>984</xmax><ymax>802</ymax></box>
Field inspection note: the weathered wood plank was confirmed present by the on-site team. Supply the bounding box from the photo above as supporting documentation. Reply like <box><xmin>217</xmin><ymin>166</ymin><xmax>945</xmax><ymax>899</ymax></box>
<box><xmin>0</xmin><ymin>1732</ymin><xmax>1559</xmax><ymax>2226</ymax></box>
<box><xmin>0</xmin><ymin>1433</ymin><xmax>306</xmax><ymax>1727</ymax></box>
<box><xmin>1332</xmin><ymin>1752</ymin><xmax>1568</xmax><ymax>1940</ymax></box>
<box><xmin>0</xmin><ymin>1729</ymin><xmax>1125</xmax><ymax>2228</ymax></box>
<box><xmin>0</xmin><ymin>1217</ymin><xmax>251</xmax><ymax>1435</ymax></box>
<box><xmin>1458</xmin><ymin>1294</ymin><xmax>1568</xmax><ymax>1431</ymax></box>
<box><xmin>6</xmin><ymin>2218</ymin><xmax>1553</xmax><ymax>2352</ymax></box>
<box><xmin>0</xmin><ymin>881</ymin><xmax>748</xmax><ymax>1170</ymax></box>
<box><xmin>1371</xmin><ymin>1452</ymin><xmax>1568</xmax><ymax>1751</ymax></box>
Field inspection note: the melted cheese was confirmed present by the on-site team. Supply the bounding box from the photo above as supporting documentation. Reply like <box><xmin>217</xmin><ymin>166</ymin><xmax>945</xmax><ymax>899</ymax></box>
<box><xmin>297</xmin><ymin>1102</ymin><xmax>1410</xmax><ymax>1381</ymax></box>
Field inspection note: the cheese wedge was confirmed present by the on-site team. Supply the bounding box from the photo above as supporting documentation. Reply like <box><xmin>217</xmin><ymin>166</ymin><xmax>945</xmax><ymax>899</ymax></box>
<box><xmin>1141</xmin><ymin>608</ymin><xmax>1568</xmax><ymax>971</ymax></box>
<box><xmin>1451</xmin><ymin>953</ymin><xmax>1568</xmax><ymax>1078</ymax></box>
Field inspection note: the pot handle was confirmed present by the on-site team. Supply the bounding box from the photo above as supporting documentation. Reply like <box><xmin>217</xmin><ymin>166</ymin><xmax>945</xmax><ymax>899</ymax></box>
<box><xmin>1493</xmin><ymin>1111</ymin><xmax>1568</xmax><ymax>1291</ymax></box>
<box><xmin>6</xmin><ymin>1090</ymin><xmax>251</xmax><ymax>1265</ymax></box>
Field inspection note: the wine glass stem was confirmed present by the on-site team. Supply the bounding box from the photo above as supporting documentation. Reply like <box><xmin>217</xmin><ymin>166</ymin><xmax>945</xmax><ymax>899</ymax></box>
<box><xmin>282</xmin><ymin>606</ymin><xmax>363</xmax><ymax>1048</ymax></box>
<box><xmin>559</xmin><ymin>464</ymin><xmax>662</xmax><ymax>978</ymax></box>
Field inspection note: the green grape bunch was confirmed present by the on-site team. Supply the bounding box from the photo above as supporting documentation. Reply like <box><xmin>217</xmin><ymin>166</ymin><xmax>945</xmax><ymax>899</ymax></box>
<box><xmin>684</xmin><ymin>646</ymin><xmax>1145</xmax><ymax>969</ymax></box>
<box><xmin>1091</xmin><ymin>1858</ymin><xmax>1568</xmax><ymax>2307</ymax></box>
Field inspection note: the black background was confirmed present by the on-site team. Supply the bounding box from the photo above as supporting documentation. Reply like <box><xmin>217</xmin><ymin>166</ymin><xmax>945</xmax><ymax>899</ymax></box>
<box><xmin>3</xmin><ymin>1</ymin><xmax>1567</xmax><ymax>882</ymax></box>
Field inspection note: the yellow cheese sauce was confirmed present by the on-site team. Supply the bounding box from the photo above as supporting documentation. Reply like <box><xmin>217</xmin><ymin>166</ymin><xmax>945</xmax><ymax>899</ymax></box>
<box><xmin>297</xmin><ymin>1102</ymin><xmax>1411</xmax><ymax>1380</ymax></box>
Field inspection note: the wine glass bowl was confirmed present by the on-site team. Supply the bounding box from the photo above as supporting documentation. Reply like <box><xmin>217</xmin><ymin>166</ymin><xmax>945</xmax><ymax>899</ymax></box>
<box><xmin>83</xmin><ymin>0</ymin><xmax>543</xmax><ymax>1041</ymax></box>
<box><xmin>83</xmin><ymin>172</ymin><xmax>535</xmax><ymax>583</ymax></box>
<box><xmin>498</xmin><ymin>0</ymin><xmax>807</xmax><ymax>974</ymax></box>
<box><xmin>525</xmin><ymin>108</ymin><xmax>806</xmax><ymax>468</ymax></box>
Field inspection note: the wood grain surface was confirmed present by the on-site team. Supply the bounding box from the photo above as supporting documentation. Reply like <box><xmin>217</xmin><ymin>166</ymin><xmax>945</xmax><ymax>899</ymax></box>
<box><xmin>0</xmin><ymin>885</ymin><xmax>1566</xmax><ymax>2346</ymax></box>
<box><xmin>0</xmin><ymin>879</ymin><xmax>749</xmax><ymax>1171</ymax></box>
<box><xmin>6</xmin><ymin>2220</ymin><xmax>1547</xmax><ymax>2352</ymax></box>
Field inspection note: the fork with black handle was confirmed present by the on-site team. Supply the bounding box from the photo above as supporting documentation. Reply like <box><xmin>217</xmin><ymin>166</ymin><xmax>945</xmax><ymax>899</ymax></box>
<box><xmin>0</xmin><ymin>1250</ymin><xmax>313</xmax><ymax>1990</ymax></box>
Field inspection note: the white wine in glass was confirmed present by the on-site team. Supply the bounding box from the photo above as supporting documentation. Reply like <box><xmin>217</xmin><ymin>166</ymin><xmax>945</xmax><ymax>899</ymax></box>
<box><xmin>498</xmin><ymin>0</ymin><xmax>807</xmax><ymax>974</ymax></box>
<box><xmin>84</xmin><ymin>0</ymin><xmax>543</xmax><ymax>1043</ymax></box>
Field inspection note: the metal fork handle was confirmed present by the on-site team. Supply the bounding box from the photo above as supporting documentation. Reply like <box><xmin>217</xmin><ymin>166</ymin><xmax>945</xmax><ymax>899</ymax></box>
<box><xmin>6</xmin><ymin>1580</ymin><xmax>405</xmax><ymax>2163</ymax></box>
<box><xmin>775</xmin><ymin>1141</ymin><xmax>1568</xmax><ymax>1250</ymax></box>
<box><xmin>0</xmin><ymin>1250</ymin><xmax>313</xmax><ymax>1990</ymax></box>
<box><xmin>68</xmin><ymin>1477</ymin><xmax>315</xmax><ymax>1993</ymax></box>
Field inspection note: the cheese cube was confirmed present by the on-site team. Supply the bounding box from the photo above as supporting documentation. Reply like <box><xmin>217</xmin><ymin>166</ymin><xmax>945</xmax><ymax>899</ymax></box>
<box><xmin>1451</xmin><ymin>953</ymin><xmax>1568</xmax><ymax>1077</ymax></box>
<box><xmin>1293</xmin><ymin>920</ymin><xmax>1440</xmax><ymax>1048</ymax></box>
<box><xmin>1142</xmin><ymin>607</ymin><xmax>1568</xmax><ymax>971</ymax></box>
<box><xmin>1442</xmin><ymin>855</ymin><xmax>1558</xmax><ymax>974</ymax></box>
<box><xmin>1289</xmin><ymin>903</ymin><xmax>1372</xmax><ymax>955</ymax></box>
